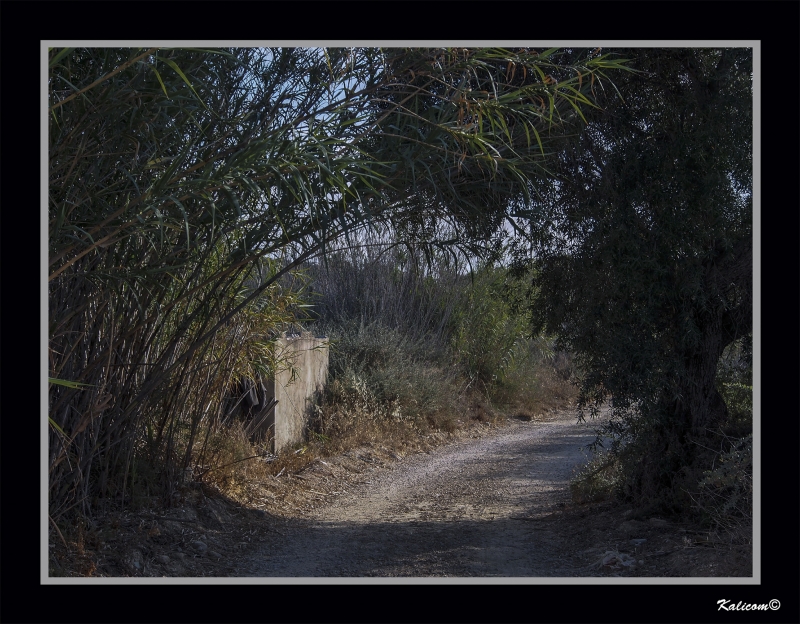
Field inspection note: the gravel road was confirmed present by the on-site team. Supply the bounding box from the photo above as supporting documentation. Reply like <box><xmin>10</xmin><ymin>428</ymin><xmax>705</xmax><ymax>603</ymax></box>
<box><xmin>237</xmin><ymin>410</ymin><xmax>604</xmax><ymax>577</ymax></box>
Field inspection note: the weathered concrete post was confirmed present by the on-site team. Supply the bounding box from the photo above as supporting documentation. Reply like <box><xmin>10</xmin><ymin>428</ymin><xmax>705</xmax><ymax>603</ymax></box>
<box><xmin>270</xmin><ymin>331</ymin><xmax>329</xmax><ymax>453</ymax></box>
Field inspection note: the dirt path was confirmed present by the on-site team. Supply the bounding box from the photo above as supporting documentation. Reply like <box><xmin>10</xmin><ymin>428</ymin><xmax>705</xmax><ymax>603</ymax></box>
<box><xmin>236</xmin><ymin>410</ymin><xmax>602</xmax><ymax>577</ymax></box>
<box><xmin>51</xmin><ymin>408</ymin><xmax>750</xmax><ymax>578</ymax></box>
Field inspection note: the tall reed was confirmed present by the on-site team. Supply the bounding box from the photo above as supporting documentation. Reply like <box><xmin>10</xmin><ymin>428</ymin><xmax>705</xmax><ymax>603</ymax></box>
<box><xmin>48</xmin><ymin>46</ymin><xmax>617</xmax><ymax>521</ymax></box>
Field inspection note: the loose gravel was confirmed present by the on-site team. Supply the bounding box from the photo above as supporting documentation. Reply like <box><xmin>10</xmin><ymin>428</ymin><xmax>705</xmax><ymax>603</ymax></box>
<box><xmin>237</xmin><ymin>410</ymin><xmax>603</xmax><ymax>577</ymax></box>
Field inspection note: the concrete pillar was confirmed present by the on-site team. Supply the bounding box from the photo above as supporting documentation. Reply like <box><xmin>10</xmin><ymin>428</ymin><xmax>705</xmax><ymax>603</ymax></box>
<box><xmin>271</xmin><ymin>332</ymin><xmax>329</xmax><ymax>453</ymax></box>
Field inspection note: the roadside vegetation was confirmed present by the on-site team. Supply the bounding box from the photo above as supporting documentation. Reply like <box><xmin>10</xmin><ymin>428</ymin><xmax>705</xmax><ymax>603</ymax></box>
<box><xmin>559</xmin><ymin>49</ymin><xmax>753</xmax><ymax>546</ymax></box>
<box><xmin>156</xmin><ymin>235</ymin><xmax>578</xmax><ymax>514</ymax></box>
<box><xmin>48</xmin><ymin>46</ymin><xmax>600</xmax><ymax>550</ymax></box>
<box><xmin>304</xmin><ymin>234</ymin><xmax>576</xmax><ymax>452</ymax></box>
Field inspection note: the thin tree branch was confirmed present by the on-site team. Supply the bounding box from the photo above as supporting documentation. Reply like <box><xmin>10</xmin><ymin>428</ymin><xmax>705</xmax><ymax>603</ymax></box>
<box><xmin>50</xmin><ymin>48</ymin><xmax>160</xmax><ymax>112</ymax></box>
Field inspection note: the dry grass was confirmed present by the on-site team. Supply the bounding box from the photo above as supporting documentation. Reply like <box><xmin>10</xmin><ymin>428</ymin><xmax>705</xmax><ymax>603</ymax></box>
<box><xmin>191</xmin><ymin>369</ymin><xmax>535</xmax><ymax>511</ymax></box>
<box><xmin>491</xmin><ymin>358</ymin><xmax>577</xmax><ymax>415</ymax></box>
<box><xmin>570</xmin><ymin>451</ymin><xmax>622</xmax><ymax>504</ymax></box>
<box><xmin>50</xmin><ymin>310</ymin><xmax>580</xmax><ymax>540</ymax></box>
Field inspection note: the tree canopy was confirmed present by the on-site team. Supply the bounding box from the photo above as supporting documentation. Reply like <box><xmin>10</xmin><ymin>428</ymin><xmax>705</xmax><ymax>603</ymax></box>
<box><xmin>49</xmin><ymin>46</ymin><xmax>624</xmax><ymax>330</ymax></box>
<box><xmin>521</xmin><ymin>48</ymin><xmax>753</xmax><ymax>509</ymax></box>
<box><xmin>48</xmin><ymin>47</ymin><xmax>624</xmax><ymax>515</ymax></box>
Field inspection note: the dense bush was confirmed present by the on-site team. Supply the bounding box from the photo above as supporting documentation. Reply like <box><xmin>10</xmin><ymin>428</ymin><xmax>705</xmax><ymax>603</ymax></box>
<box><xmin>48</xmin><ymin>46</ymin><xmax>617</xmax><ymax>524</ymax></box>
<box><xmin>576</xmin><ymin>334</ymin><xmax>753</xmax><ymax>522</ymax></box>
<box><xmin>526</xmin><ymin>49</ymin><xmax>752</xmax><ymax>522</ymax></box>
<box><xmin>323</xmin><ymin>321</ymin><xmax>458</xmax><ymax>421</ymax></box>
<box><xmin>306</xmin><ymin>229</ymin><xmax>466</xmax><ymax>349</ymax></box>
<box><xmin>449</xmin><ymin>264</ymin><xmax>534</xmax><ymax>387</ymax></box>
<box><xmin>304</xmin><ymin>238</ymin><xmax>575</xmax><ymax>447</ymax></box>
<box><xmin>693</xmin><ymin>433</ymin><xmax>752</xmax><ymax>541</ymax></box>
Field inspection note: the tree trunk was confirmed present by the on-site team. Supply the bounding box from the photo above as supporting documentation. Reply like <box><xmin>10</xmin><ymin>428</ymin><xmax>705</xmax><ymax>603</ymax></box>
<box><xmin>683</xmin><ymin>236</ymin><xmax>751</xmax><ymax>434</ymax></box>
<box><xmin>684</xmin><ymin>325</ymin><xmax>729</xmax><ymax>434</ymax></box>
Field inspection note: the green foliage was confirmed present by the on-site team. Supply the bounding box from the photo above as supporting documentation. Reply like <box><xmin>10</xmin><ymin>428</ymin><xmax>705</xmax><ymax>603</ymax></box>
<box><xmin>520</xmin><ymin>48</ymin><xmax>752</xmax><ymax>514</ymax></box>
<box><xmin>48</xmin><ymin>46</ymin><xmax>622</xmax><ymax>519</ymax></box>
<box><xmin>450</xmin><ymin>264</ymin><xmax>533</xmax><ymax>386</ymax></box>
<box><xmin>693</xmin><ymin>434</ymin><xmax>752</xmax><ymax>540</ymax></box>
<box><xmin>309</xmin><ymin>247</ymin><xmax>572</xmax><ymax>443</ymax></box>
<box><xmin>322</xmin><ymin>321</ymin><xmax>457</xmax><ymax>422</ymax></box>
<box><xmin>715</xmin><ymin>334</ymin><xmax>753</xmax><ymax>435</ymax></box>
<box><xmin>717</xmin><ymin>382</ymin><xmax>752</xmax><ymax>426</ymax></box>
<box><xmin>570</xmin><ymin>451</ymin><xmax>621</xmax><ymax>504</ymax></box>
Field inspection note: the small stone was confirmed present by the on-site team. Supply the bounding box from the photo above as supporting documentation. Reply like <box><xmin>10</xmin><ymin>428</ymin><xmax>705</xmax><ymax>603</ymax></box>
<box><xmin>618</xmin><ymin>553</ymin><xmax>636</xmax><ymax>567</ymax></box>
<box><xmin>190</xmin><ymin>540</ymin><xmax>208</xmax><ymax>552</ymax></box>
<box><xmin>173</xmin><ymin>552</ymin><xmax>186</xmax><ymax>560</ymax></box>
<box><xmin>630</xmin><ymin>538</ymin><xmax>647</xmax><ymax>546</ymax></box>
<box><xmin>127</xmin><ymin>550</ymin><xmax>143</xmax><ymax>570</ymax></box>
<box><xmin>207</xmin><ymin>550</ymin><xmax>222</xmax><ymax>559</ymax></box>
<box><xmin>156</xmin><ymin>554</ymin><xmax>170</xmax><ymax>564</ymax></box>
<box><xmin>619</xmin><ymin>520</ymin><xmax>646</xmax><ymax>533</ymax></box>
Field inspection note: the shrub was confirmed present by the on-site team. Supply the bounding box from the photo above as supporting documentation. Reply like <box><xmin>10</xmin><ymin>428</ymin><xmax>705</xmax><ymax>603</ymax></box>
<box><xmin>691</xmin><ymin>434</ymin><xmax>752</xmax><ymax>542</ymax></box>
<box><xmin>315</xmin><ymin>320</ymin><xmax>459</xmax><ymax>425</ymax></box>
<box><xmin>449</xmin><ymin>265</ymin><xmax>531</xmax><ymax>386</ymax></box>
<box><xmin>689</xmin><ymin>335</ymin><xmax>753</xmax><ymax>537</ymax></box>
<box><xmin>570</xmin><ymin>450</ymin><xmax>621</xmax><ymax>504</ymax></box>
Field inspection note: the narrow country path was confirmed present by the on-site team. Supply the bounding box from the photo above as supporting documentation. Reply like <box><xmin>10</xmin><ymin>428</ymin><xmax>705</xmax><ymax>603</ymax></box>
<box><xmin>236</xmin><ymin>410</ymin><xmax>604</xmax><ymax>577</ymax></box>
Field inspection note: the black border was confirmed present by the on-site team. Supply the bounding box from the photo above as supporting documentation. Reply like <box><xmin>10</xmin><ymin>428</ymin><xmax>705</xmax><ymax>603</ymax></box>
<box><xmin>6</xmin><ymin>2</ymin><xmax>798</xmax><ymax>623</ymax></box>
